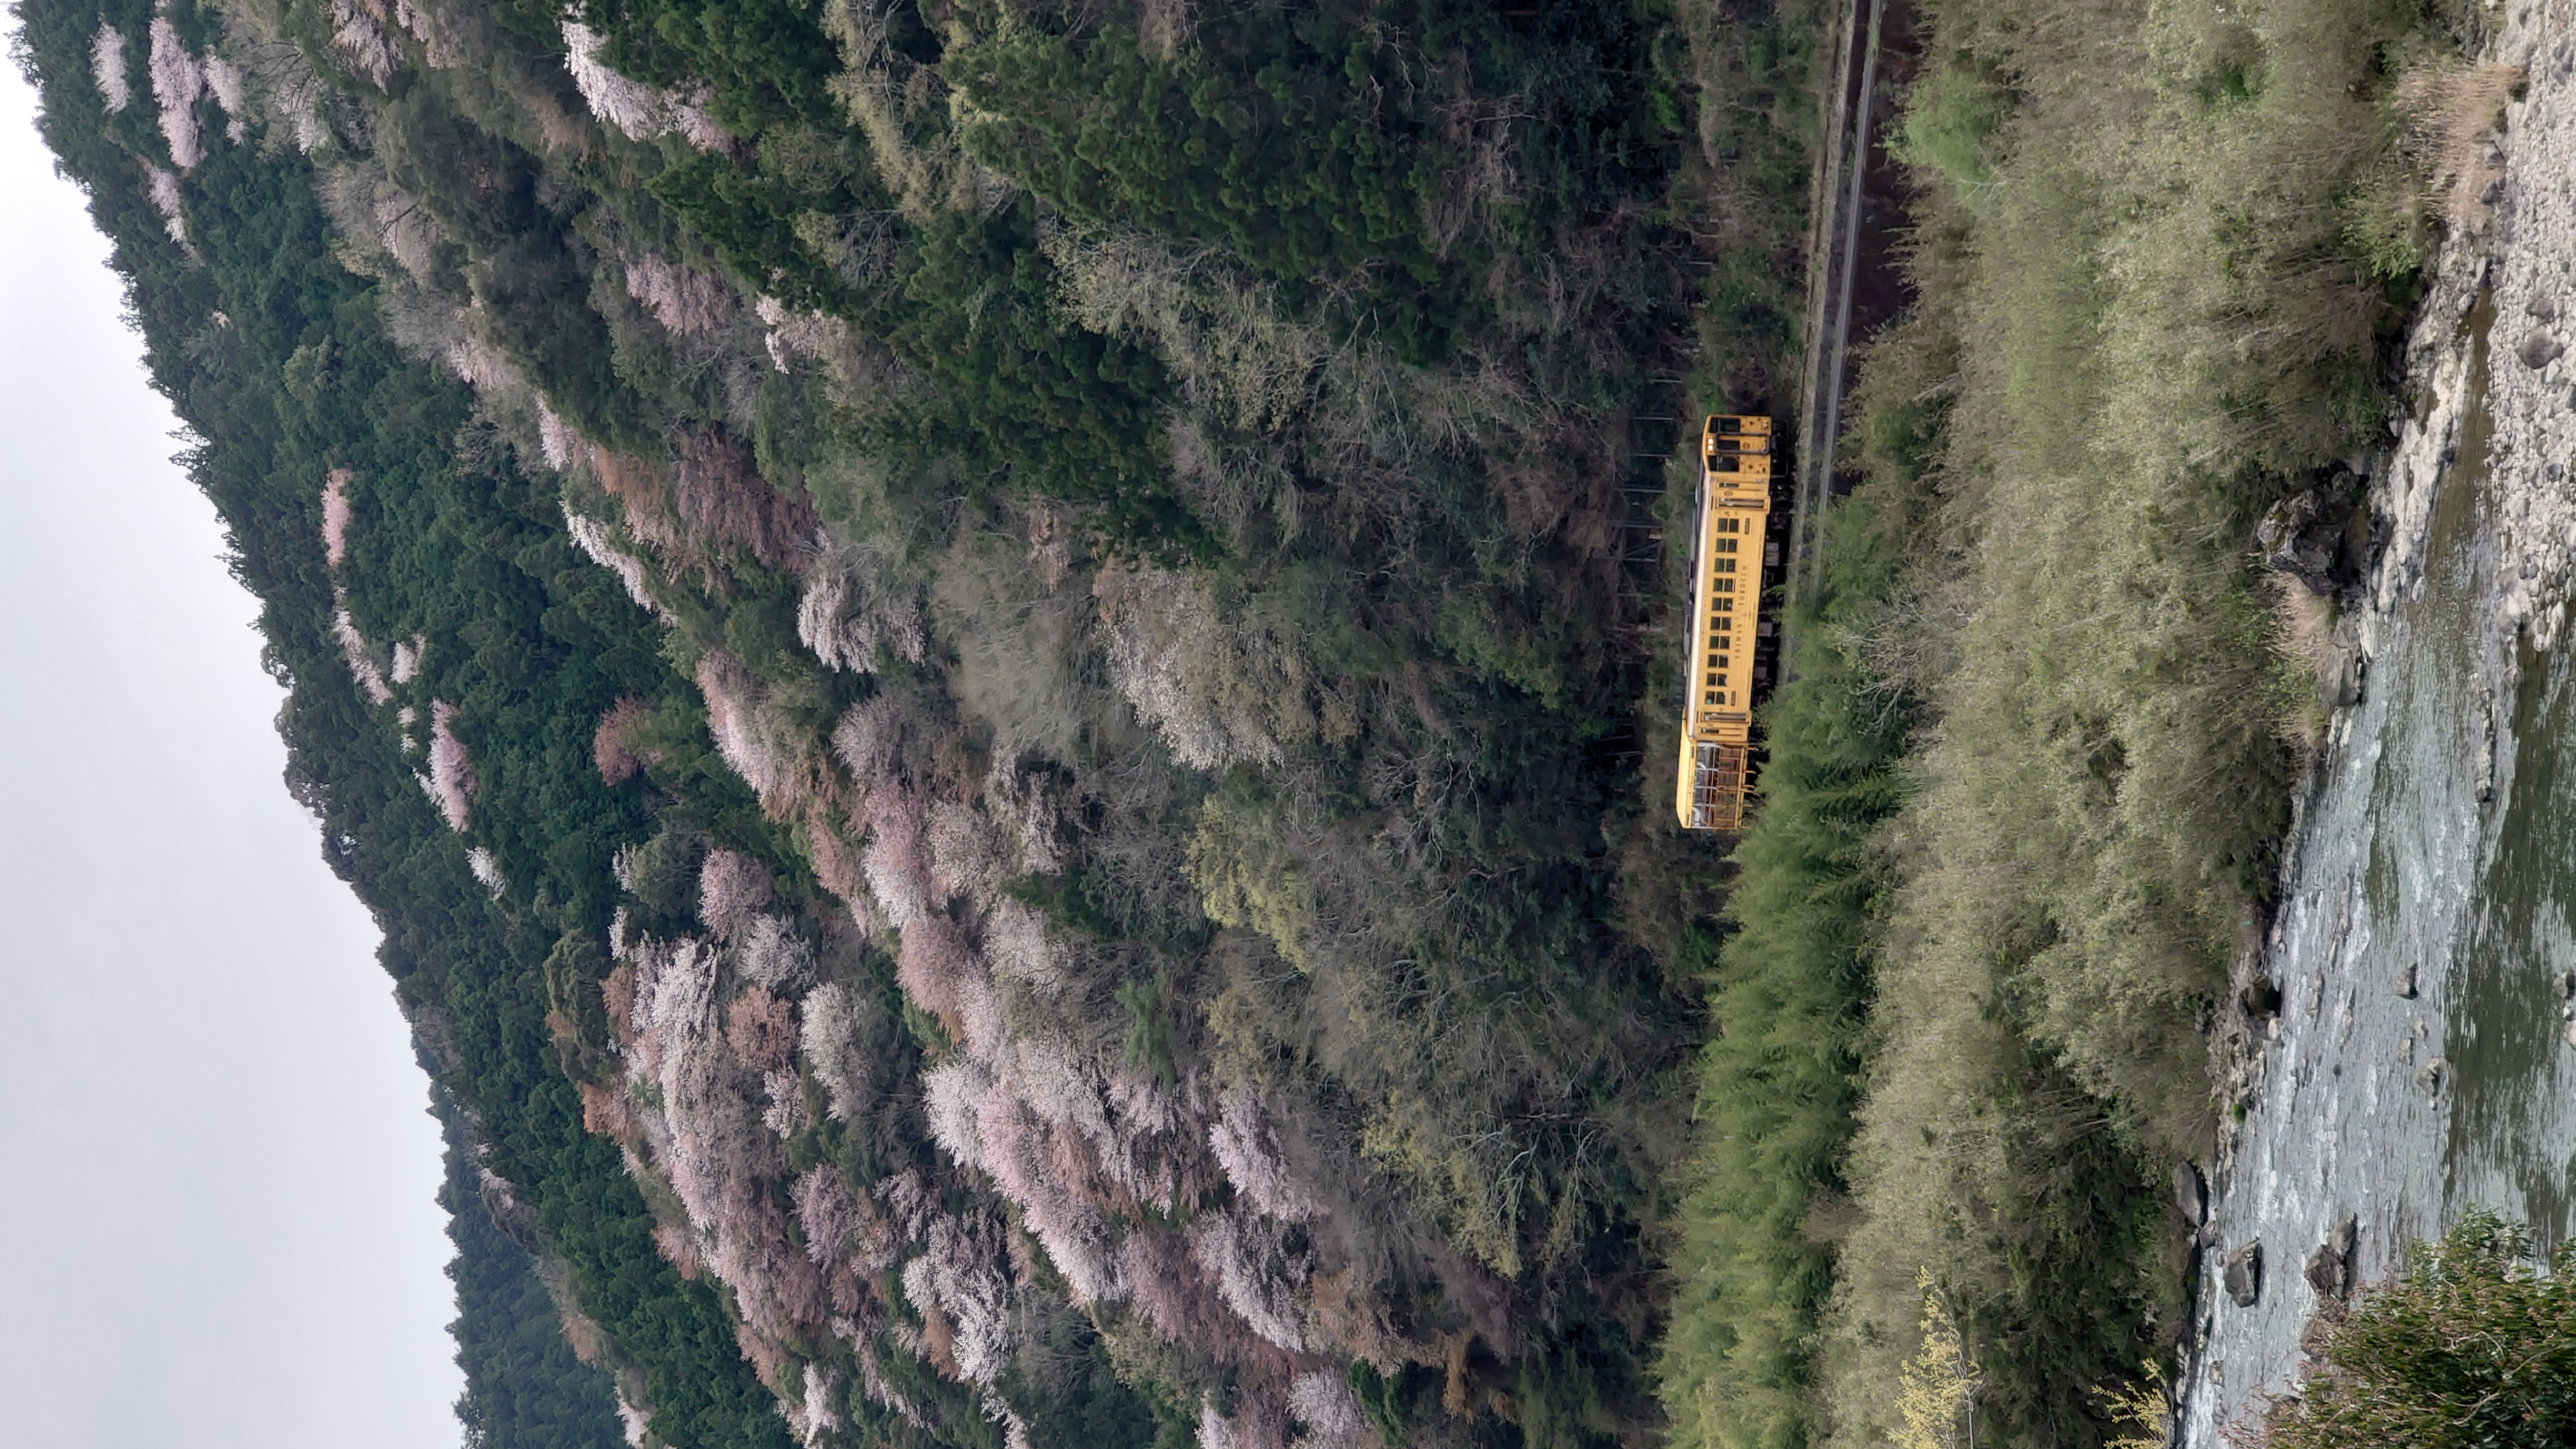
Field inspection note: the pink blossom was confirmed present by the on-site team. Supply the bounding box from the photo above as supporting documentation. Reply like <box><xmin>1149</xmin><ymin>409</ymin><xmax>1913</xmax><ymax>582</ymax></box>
<box><xmin>895</xmin><ymin>912</ymin><xmax>1000</xmax><ymax>1051</ymax></box>
<box><xmin>560</xmin><ymin>21</ymin><xmax>726</xmax><ymax>148</ymax></box>
<box><xmin>792</xmin><ymin>1164</ymin><xmax>861</xmax><ymax>1266</ymax></box>
<box><xmin>900</xmin><ymin>1211</ymin><xmax>1015</xmax><ymax>1386</ymax></box>
<box><xmin>981</xmin><ymin>898</ymin><xmax>1066</xmax><ymax>992</ymax></box>
<box><xmin>328</xmin><ymin>0</ymin><xmax>395</xmax><ymax>86</ymax></box>
<box><xmin>830</xmin><ymin>696</ymin><xmax>905</xmax><ymax>786</ymax></box>
<box><xmin>321</xmin><ymin>468</ymin><xmax>353</xmax><ymax>568</ymax></box>
<box><xmin>1188</xmin><ymin>1207</ymin><xmax>1307</xmax><ymax>1352</ymax></box>
<box><xmin>1209</xmin><ymin>1083</ymin><xmax>1324</xmax><ymax>1223</ymax></box>
<box><xmin>786</xmin><ymin>1365</ymin><xmax>838</xmax><ymax>1448</ymax></box>
<box><xmin>594</xmin><ymin>696</ymin><xmax>652</xmax><ymax>784</ymax></box>
<box><xmin>724</xmin><ymin>986</ymin><xmax>797</xmax><ymax>1071</ymax></box>
<box><xmin>332</xmin><ymin>601</ymin><xmax>394</xmax><ymax>707</ymax></box>
<box><xmin>202</xmin><ymin>56</ymin><xmax>245</xmax><ymax>141</ymax></box>
<box><xmin>798</xmin><ymin>540</ymin><xmax>928</xmax><ymax>673</ymax></box>
<box><xmin>143</xmin><ymin>163</ymin><xmax>188</xmax><ymax>249</ymax></box>
<box><xmin>654</xmin><ymin>1221</ymin><xmax>704</xmax><ymax>1280</ymax></box>
<box><xmin>624</xmin><ymin>254</ymin><xmax>732</xmax><ymax>335</ymax></box>
<box><xmin>390</xmin><ymin>634</ymin><xmax>425</xmax><ymax>684</ymax></box>
<box><xmin>756</xmin><ymin>295</ymin><xmax>843</xmax><ymax>372</ymax></box>
<box><xmin>696</xmin><ymin>650</ymin><xmax>806</xmax><ymax>806</ymax></box>
<box><xmin>148</xmin><ymin>19</ymin><xmax>204</xmax><ymax>169</ymax></box>
<box><xmin>536</xmin><ymin>402</ymin><xmax>589</xmax><ymax>471</ymax></box>
<box><xmin>862</xmin><ymin>800</ymin><xmax>931</xmax><ymax>929</ymax></box>
<box><xmin>562</xmin><ymin>507</ymin><xmax>662</xmax><ymax>617</ymax></box>
<box><xmin>921</xmin><ymin>1058</ymin><xmax>991</xmax><ymax>1175</ymax></box>
<box><xmin>797</xmin><ymin>982</ymin><xmax>873</xmax><ymax>1123</ymax></box>
<box><xmin>737</xmin><ymin>914</ymin><xmax>813</xmax><ymax>990</ymax></box>
<box><xmin>696</xmin><ymin>848</ymin><xmax>773</xmax><ymax>940</ymax></box>
<box><xmin>927</xmin><ymin>801</ymin><xmax>1006</xmax><ymax>904</ymax></box>
<box><xmin>427</xmin><ymin>700</ymin><xmax>477</xmax><ymax>831</ymax></box>
<box><xmin>1289</xmin><ymin>1372</ymin><xmax>1370</xmax><ymax>1446</ymax></box>
<box><xmin>91</xmin><ymin>24</ymin><xmax>129</xmax><ymax>113</ymax></box>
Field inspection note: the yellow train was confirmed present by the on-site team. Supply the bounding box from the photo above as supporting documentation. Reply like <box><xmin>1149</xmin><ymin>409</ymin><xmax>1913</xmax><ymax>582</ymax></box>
<box><xmin>1674</xmin><ymin>415</ymin><xmax>1775</xmax><ymax>831</ymax></box>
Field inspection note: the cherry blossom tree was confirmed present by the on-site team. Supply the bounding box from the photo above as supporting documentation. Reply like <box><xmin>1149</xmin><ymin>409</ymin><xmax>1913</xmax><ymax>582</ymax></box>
<box><xmin>90</xmin><ymin>23</ymin><xmax>128</xmax><ymax>113</ymax></box>
<box><xmin>328</xmin><ymin>0</ymin><xmax>395</xmax><ymax>86</ymax></box>
<box><xmin>320</xmin><ymin>468</ymin><xmax>353</xmax><ymax>567</ymax></box>
<box><xmin>147</xmin><ymin>19</ymin><xmax>204</xmax><ymax>169</ymax></box>
<box><xmin>724</xmin><ymin>986</ymin><xmax>797</xmax><ymax>1072</ymax></box>
<box><xmin>332</xmin><ymin>600</ymin><xmax>393</xmax><ymax>706</ymax></box>
<box><xmin>1210</xmin><ymin>1083</ymin><xmax>1325</xmax><ymax>1223</ymax></box>
<box><xmin>427</xmin><ymin>699</ymin><xmax>477</xmax><ymax>831</ymax></box>
<box><xmin>560</xmin><ymin>22</ymin><xmax>726</xmax><ymax>148</ymax></box>
<box><xmin>143</xmin><ymin>163</ymin><xmax>188</xmax><ymax>249</ymax></box>
<box><xmin>696</xmin><ymin>848</ymin><xmax>773</xmax><ymax>940</ymax></box>
<box><xmin>624</xmin><ymin>254</ymin><xmax>732</xmax><ymax>335</ymax></box>
<box><xmin>592</xmin><ymin>695</ymin><xmax>653</xmax><ymax>784</ymax></box>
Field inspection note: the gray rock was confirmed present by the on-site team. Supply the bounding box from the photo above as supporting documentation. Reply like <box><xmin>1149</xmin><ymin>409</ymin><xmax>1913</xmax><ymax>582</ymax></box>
<box><xmin>2174</xmin><ymin>1160</ymin><xmax>2208</xmax><ymax>1226</ymax></box>
<box><xmin>2533</xmin><ymin>295</ymin><xmax>2562</xmax><ymax>323</ymax></box>
<box><xmin>2417</xmin><ymin>1056</ymin><xmax>2450</xmax><ymax>1094</ymax></box>
<box><xmin>2241</xmin><ymin>977</ymin><xmax>2284</xmax><ymax>1023</ymax></box>
<box><xmin>2395</xmin><ymin>961</ymin><xmax>2419</xmax><ymax>999</ymax></box>
<box><xmin>2257</xmin><ymin>486</ymin><xmax>2359</xmax><ymax>593</ymax></box>
<box><xmin>2306</xmin><ymin>1216</ymin><xmax>2359</xmax><ymax>1300</ymax></box>
<box><xmin>2305</xmin><ymin>1243</ymin><xmax>2347</xmax><ymax>1298</ymax></box>
<box><xmin>2225</xmin><ymin>1243</ymin><xmax>2264</xmax><ymax>1307</ymax></box>
<box><xmin>2319</xmin><ymin>645</ymin><xmax>2364</xmax><ymax>709</ymax></box>
<box><xmin>2522</xmin><ymin>328</ymin><xmax>2567</xmax><ymax>371</ymax></box>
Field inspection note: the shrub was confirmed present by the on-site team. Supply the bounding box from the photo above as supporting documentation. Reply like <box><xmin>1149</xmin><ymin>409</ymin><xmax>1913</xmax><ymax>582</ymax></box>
<box><xmin>2265</xmin><ymin>1213</ymin><xmax>2576</xmax><ymax>1449</ymax></box>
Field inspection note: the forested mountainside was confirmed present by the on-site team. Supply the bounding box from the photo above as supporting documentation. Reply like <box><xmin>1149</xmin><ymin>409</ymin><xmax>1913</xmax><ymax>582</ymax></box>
<box><xmin>434</xmin><ymin>1072</ymin><xmax>636</xmax><ymax>1449</ymax></box>
<box><xmin>10</xmin><ymin>0</ymin><xmax>1820</xmax><ymax>1445</ymax></box>
<box><xmin>28</xmin><ymin>0</ymin><xmax>2470</xmax><ymax>1436</ymax></box>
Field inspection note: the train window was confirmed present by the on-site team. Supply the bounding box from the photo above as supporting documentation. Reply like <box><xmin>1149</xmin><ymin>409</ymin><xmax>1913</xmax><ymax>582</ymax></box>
<box><xmin>1704</xmin><ymin>692</ymin><xmax>1718</xmax><ymax>705</ymax></box>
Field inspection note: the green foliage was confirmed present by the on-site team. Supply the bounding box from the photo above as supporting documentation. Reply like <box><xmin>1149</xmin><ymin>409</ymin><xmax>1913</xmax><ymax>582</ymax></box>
<box><xmin>438</xmin><ymin>1092</ymin><xmax>631</xmax><ymax>1449</ymax></box>
<box><xmin>1654</xmin><ymin>499</ymin><xmax>1915</xmax><ymax>1449</ymax></box>
<box><xmin>1890</xmin><ymin>63</ymin><xmax>2011</xmax><ymax>191</ymax></box>
<box><xmin>1767</xmin><ymin>0</ymin><xmax>2442</xmax><ymax>1444</ymax></box>
<box><xmin>2267</xmin><ymin>1212</ymin><xmax>2576</xmax><ymax>1448</ymax></box>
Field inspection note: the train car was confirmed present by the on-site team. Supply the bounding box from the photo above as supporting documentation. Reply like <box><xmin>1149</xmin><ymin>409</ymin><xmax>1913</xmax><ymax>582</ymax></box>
<box><xmin>1675</xmin><ymin>414</ymin><xmax>1778</xmax><ymax>831</ymax></box>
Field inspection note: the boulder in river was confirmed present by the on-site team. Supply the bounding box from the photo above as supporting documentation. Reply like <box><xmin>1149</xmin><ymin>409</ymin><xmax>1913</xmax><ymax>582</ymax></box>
<box><xmin>2175</xmin><ymin>1161</ymin><xmax>2208</xmax><ymax>1225</ymax></box>
<box><xmin>2240</xmin><ymin>977</ymin><xmax>2284</xmax><ymax>1025</ymax></box>
<box><xmin>2318</xmin><ymin>645</ymin><xmax>2364</xmax><ymax>709</ymax></box>
<box><xmin>2257</xmin><ymin>488</ymin><xmax>2359</xmax><ymax>594</ymax></box>
<box><xmin>2305</xmin><ymin>1216</ymin><xmax>2358</xmax><ymax>1300</ymax></box>
<box><xmin>2225</xmin><ymin>1242</ymin><xmax>2264</xmax><ymax>1307</ymax></box>
<box><xmin>2521</xmin><ymin>328</ymin><xmax>2567</xmax><ymax>371</ymax></box>
<box><xmin>2416</xmin><ymin>1056</ymin><xmax>2450</xmax><ymax>1095</ymax></box>
<box><xmin>2395</xmin><ymin>962</ymin><xmax>2419</xmax><ymax>999</ymax></box>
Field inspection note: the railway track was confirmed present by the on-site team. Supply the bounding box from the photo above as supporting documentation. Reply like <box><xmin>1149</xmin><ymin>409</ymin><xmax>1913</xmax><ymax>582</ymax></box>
<box><xmin>1782</xmin><ymin>0</ymin><xmax>1903</xmax><ymax>636</ymax></box>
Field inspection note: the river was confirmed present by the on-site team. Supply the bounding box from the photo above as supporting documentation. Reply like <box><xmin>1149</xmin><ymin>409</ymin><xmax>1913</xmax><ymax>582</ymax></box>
<box><xmin>2177</xmin><ymin>9</ymin><xmax>2576</xmax><ymax>1439</ymax></box>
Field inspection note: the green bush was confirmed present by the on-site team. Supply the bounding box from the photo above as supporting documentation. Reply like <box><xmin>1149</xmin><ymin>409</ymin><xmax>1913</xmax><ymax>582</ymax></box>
<box><xmin>2268</xmin><ymin>1213</ymin><xmax>2576</xmax><ymax>1448</ymax></box>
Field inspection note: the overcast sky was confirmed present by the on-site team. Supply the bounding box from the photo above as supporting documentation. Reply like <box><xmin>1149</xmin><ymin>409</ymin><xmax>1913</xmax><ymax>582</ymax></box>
<box><xmin>0</xmin><ymin>44</ymin><xmax>463</xmax><ymax>1449</ymax></box>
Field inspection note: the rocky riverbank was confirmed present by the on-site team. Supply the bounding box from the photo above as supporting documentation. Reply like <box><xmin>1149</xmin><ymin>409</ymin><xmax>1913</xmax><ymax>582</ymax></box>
<box><xmin>2180</xmin><ymin>6</ymin><xmax>2576</xmax><ymax>1441</ymax></box>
